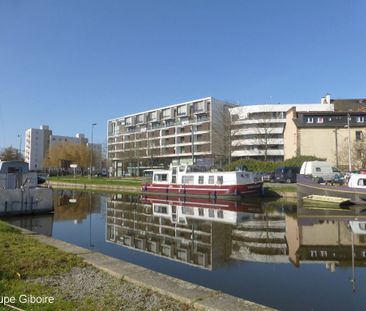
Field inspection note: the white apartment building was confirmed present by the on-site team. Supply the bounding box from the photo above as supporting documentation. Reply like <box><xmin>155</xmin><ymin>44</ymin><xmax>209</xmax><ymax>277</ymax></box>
<box><xmin>107</xmin><ymin>97</ymin><xmax>235</xmax><ymax>176</ymax></box>
<box><xmin>24</xmin><ymin>125</ymin><xmax>53</xmax><ymax>171</ymax></box>
<box><xmin>229</xmin><ymin>100</ymin><xmax>334</xmax><ymax>161</ymax></box>
<box><xmin>24</xmin><ymin>126</ymin><xmax>101</xmax><ymax>171</ymax></box>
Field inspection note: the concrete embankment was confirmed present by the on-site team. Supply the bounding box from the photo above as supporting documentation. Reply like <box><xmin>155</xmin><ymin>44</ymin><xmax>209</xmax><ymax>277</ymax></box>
<box><xmin>7</xmin><ymin>223</ymin><xmax>277</xmax><ymax>311</ymax></box>
<box><xmin>49</xmin><ymin>181</ymin><xmax>297</xmax><ymax>199</ymax></box>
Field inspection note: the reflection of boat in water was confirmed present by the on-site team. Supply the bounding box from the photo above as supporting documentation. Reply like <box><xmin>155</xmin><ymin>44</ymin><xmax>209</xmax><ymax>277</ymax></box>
<box><xmin>141</xmin><ymin>195</ymin><xmax>262</xmax><ymax>225</ymax></box>
<box><xmin>141</xmin><ymin>164</ymin><xmax>262</xmax><ymax>199</ymax></box>
<box><xmin>5</xmin><ymin>214</ymin><xmax>53</xmax><ymax>236</ymax></box>
<box><xmin>0</xmin><ymin>161</ymin><xmax>53</xmax><ymax>216</ymax></box>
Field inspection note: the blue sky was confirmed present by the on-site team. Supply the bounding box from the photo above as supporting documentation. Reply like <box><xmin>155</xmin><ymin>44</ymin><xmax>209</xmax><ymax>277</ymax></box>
<box><xmin>0</xmin><ymin>0</ymin><xmax>365</xmax><ymax>149</ymax></box>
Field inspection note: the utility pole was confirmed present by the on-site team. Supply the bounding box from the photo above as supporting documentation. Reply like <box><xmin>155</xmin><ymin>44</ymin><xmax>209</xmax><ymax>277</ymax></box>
<box><xmin>334</xmin><ymin>128</ymin><xmax>339</xmax><ymax>168</ymax></box>
<box><xmin>347</xmin><ymin>114</ymin><xmax>352</xmax><ymax>172</ymax></box>
<box><xmin>89</xmin><ymin>123</ymin><xmax>97</xmax><ymax>178</ymax></box>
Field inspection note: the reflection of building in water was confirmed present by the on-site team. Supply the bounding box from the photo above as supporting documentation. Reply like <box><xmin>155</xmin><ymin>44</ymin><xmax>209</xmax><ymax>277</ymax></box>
<box><xmin>286</xmin><ymin>207</ymin><xmax>366</xmax><ymax>270</ymax></box>
<box><xmin>231</xmin><ymin>209</ymin><xmax>288</xmax><ymax>263</ymax></box>
<box><xmin>106</xmin><ymin>195</ymin><xmax>289</xmax><ymax>269</ymax></box>
<box><xmin>107</xmin><ymin>195</ymin><xmax>235</xmax><ymax>270</ymax></box>
<box><xmin>53</xmin><ymin>191</ymin><xmax>101</xmax><ymax>222</ymax></box>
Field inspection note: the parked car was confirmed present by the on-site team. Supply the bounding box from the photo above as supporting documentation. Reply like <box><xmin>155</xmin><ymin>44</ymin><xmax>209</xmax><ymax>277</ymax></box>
<box><xmin>274</xmin><ymin>166</ymin><xmax>300</xmax><ymax>183</ymax></box>
<box><xmin>262</xmin><ymin>171</ymin><xmax>275</xmax><ymax>182</ymax></box>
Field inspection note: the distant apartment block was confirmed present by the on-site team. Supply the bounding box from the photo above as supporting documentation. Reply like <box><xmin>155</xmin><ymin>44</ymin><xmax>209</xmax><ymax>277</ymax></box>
<box><xmin>24</xmin><ymin>125</ymin><xmax>101</xmax><ymax>171</ymax></box>
<box><xmin>24</xmin><ymin>125</ymin><xmax>53</xmax><ymax>171</ymax></box>
<box><xmin>107</xmin><ymin>97</ymin><xmax>234</xmax><ymax>176</ymax></box>
<box><xmin>229</xmin><ymin>99</ymin><xmax>334</xmax><ymax>161</ymax></box>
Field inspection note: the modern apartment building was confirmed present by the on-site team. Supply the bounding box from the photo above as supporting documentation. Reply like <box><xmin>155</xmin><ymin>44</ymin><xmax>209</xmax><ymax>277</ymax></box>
<box><xmin>229</xmin><ymin>101</ymin><xmax>334</xmax><ymax>161</ymax></box>
<box><xmin>107</xmin><ymin>97</ymin><xmax>234</xmax><ymax>176</ymax></box>
<box><xmin>25</xmin><ymin>125</ymin><xmax>101</xmax><ymax>171</ymax></box>
<box><xmin>24</xmin><ymin>125</ymin><xmax>53</xmax><ymax>171</ymax></box>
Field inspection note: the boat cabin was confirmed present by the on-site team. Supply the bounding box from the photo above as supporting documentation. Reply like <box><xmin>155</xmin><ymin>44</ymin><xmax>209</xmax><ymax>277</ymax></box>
<box><xmin>348</xmin><ymin>174</ymin><xmax>366</xmax><ymax>188</ymax></box>
<box><xmin>151</xmin><ymin>165</ymin><xmax>255</xmax><ymax>186</ymax></box>
<box><xmin>0</xmin><ymin>161</ymin><xmax>37</xmax><ymax>189</ymax></box>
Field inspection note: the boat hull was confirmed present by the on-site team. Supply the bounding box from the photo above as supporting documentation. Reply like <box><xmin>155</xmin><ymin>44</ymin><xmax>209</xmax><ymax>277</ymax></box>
<box><xmin>297</xmin><ymin>174</ymin><xmax>366</xmax><ymax>205</ymax></box>
<box><xmin>141</xmin><ymin>182</ymin><xmax>263</xmax><ymax>199</ymax></box>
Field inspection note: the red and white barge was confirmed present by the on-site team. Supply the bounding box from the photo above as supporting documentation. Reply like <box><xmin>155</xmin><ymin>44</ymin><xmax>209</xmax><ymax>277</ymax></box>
<box><xmin>141</xmin><ymin>165</ymin><xmax>263</xmax><ymax>199</ymax></box>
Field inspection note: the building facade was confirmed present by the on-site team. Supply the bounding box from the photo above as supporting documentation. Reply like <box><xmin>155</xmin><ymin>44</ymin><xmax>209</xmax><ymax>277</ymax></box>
<box><xmin>24</xmin><ymin>125</ymin><xmax>101</xmax><ymax>171</ymax></box>
<box><xmin>24</xmin><ymin>125</ymin><xmax>53</xmax><ymax>171</ymax></box>
<box><xmin>229</xmin><ymin>102</ymin><xmax>334</xmax><ymax>161</ymax></box>
<box><xmin>107</xmin><ymin>97</ymin><xmax>234</xmax><ymax>176</ymax></box>
<box><xmin>284</xmin><ymin>110</ymin><xmax>366</xmax><ymax>170</ymax></box>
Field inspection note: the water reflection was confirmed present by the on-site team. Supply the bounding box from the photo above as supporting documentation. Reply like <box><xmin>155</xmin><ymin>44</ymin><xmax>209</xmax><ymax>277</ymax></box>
<box><xmin>54</xmin><ymin>190</ymin><xmax>101</xmax><ymax>222</ymax></box>
<box><xmin>4</xmin><ymin>191</ymin><xmax>366</xmax><ymax>310</ymax></box>
<box><xmin>106</xmin><ymin>194</ymin><xmax>291</xmax><ymax>269</ymax></box>
<box><xmin>287</xmin><ymin>202</ymin><xmax>366</xmax><ymax>291</ymax></box>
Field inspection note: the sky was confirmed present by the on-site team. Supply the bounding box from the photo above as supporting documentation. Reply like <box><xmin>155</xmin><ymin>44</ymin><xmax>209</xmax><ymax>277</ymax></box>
<box><xmin>0</xmin><ymin>0</ymin><xmax>365</xmax><ymax>149</ymax></box>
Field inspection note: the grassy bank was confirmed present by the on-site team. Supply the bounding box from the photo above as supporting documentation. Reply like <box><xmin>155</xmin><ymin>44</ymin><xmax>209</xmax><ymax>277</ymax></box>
<box><xmin>0</xmin><ymin>220</ymin><xmax>193</xmax><ymax>311</ymax></box>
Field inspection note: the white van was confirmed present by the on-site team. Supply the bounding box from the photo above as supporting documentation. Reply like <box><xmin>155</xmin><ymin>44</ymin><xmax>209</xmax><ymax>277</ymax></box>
<box><xmin>300</xmin><ymin>161</ymin><xmax>341</xmax><ymax>181</ymax></box>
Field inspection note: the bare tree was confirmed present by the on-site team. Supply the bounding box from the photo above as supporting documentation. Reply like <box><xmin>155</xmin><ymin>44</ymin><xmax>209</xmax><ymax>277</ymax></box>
<box><xmin>0</xmin><ymin>146</ymin><xmax>23</xmax><ymax>161</ymax></box>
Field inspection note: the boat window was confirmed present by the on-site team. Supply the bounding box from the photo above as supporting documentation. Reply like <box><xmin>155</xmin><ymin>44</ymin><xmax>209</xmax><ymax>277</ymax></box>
<box><xmin>217</xmin><ymin>210</ymin><xmax>224</xmax><ymax>218</ymax></box>
<box><xmin>198</xmin><ymin>208</ymin><xmax>204</xmax><ymax>216</ymax></box>
<box><xmin>357</xmin><ymin>178</ymin><xmax>366</xmax><ymax>186</ymax></box>
<box><xmin>172</xmin><ymin>167</ymin><xmax>177</xmax><ymax>175</ymax></box>
<box><xmin>154</xmin><ymin>174</ymin><xmax>168</xmax><ymax>182</ymax></box>
<box><xmin>208</xmin><ymin>176</ymin><xmax>215</xmax><ymax>184</ymax></box>
<box><xmin>332</xmin><ymin>167</ymin><xmax>340</xmax><ymax>173</ymax></box>
<box><xmin>182</xmin><ymin>175</ymin><xmax>194</xmax><ymax>184</ymax></box>
<box><xmin>179</xmin><ymin>166</ymin><xmax>185</xmax><ymax>172</ymax></box>
<box><xmin>217</xmin><ymin>176</ymin><xmax>223</xmax><ymax>185</ymax></box>
<box><xmin>208</xmin><ymin>210</ymin><xmax>215</xmax><ymax>218</ymax></box>
<box><xmin>154</xmin><ymin>205</ymin><xmax>168</xmax><ymax>214</ymax></box>
<box><xmin>198</xmin><ymin>176</ymin><xmax>204</xmax><ymax>184</ymax></box>
<box><xmin>315</xmin><ymin>167</ymin><xmax>321</xmax><ymax>172</ymax></box>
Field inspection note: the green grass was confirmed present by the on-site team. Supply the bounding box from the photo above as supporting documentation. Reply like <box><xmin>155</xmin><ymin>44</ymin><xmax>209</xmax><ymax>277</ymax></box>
<box><xmin>49</xmin><ymin>176</ymin><xmax>142</xmax><ymax>186</ymax></box>
<box><xmin>0</xmin><ymin>220</ymin><xmax>89</xmax><ymax>310</ymax></box>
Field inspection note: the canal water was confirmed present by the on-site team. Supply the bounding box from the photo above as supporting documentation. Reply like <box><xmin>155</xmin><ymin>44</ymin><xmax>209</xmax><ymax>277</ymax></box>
<box><xmin>4</xmin><ymin>190</ymin><xmax>366</xmax><ymax>311</ymax></box>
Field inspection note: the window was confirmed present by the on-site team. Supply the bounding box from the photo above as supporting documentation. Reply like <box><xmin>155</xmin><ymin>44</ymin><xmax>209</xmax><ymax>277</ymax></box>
<box><xmin>198</xmin><ymin>176</ymin><xmax>204</xmax><ymax>184</ymax></box>
<box><xmin>182</xmin><ymin>176</ymin><xmax>194</xmax><ymax>184</ymax></box>
<box><xmin>316</xmin><ymin>117</ymin><xmax>323</xmax><ymax>123</ymax></box>
<box><xmin>217</xmin><ymin>210</ymin><xmax>224</xmax><ymax>218</ymax></box>
<box><xmin>162</xmin><ymin>108</ymin><xmax>171</xmax><ymax>118</ymax></box>
<box><xmin>315</xmin><ymin>167</ymin><xmax>321</xmax><ymax>172</ymax></box>
<box><xmin>357</xmin><ymin>116</ymin><xmax>365</xmax><ymax>123</ymax></box>
<box><xmin>198</xmin><ymin>208</ymin><xmax>204</xmax><ymax>216</ymax></box>
<box><xmin>208</xmin><ymin>176</ymin><xmax>215</xmax><ymax>184</ymax></box>
<box><xmin>177</xmin><ymin>105</ymin><xmax>187</xmax><ymax>116</ymax></box>
<box><xmin>356</xmin><ymin>131</ymin><xmax>363</xmax><ymax>141</ymax></box>
<box><xmin>306</xmin><ymin>117</ymin><xmax>314</xmax><ymax>123</ymax></box>
<box><xmin>154</xmin><ymin>174</ymin><xmax>168</xmax><ymax>182</ymax></box>
<box><xmin>195</xmin><ymin>101</ymin><xmax>205</xmax><ymax>112</ymax></box>
<box><xmin>217</xmin><ymin>176</ymin><xmax>223</xmax><ymax>184</ymax></box>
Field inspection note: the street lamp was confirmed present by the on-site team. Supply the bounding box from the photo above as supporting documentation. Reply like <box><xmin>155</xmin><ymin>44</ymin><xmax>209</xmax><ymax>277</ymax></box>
<box><xmin>17</xmin><ymin>134</ymin><xmax>22</xmax><ymax>159</ymax></box>
<box><xmin>89</xmin><ymin>123</ymin><xmax>97</xmax><ymax>178</ymax></box>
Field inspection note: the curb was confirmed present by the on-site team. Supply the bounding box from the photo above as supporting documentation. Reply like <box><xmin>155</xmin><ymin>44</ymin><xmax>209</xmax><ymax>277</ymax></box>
<box><xmin>6</xmin><ymin>223</ymin><xmax>277</xmax><ymax>311</ymax></box>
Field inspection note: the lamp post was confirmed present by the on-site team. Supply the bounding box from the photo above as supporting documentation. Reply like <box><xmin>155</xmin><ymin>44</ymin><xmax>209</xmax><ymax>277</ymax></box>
<box><xmin>89</xmin><ymin>123</ymin><xmax>97</xmax><ymax>178</ymax></box>
<box><xmin>17</xmin><ymin>134</ymin><xmax>22</xmax><ymax>159</ymax></box>
<box><xmin>347</xmin><ymin>114</ymin><xmax>352</xmax><ymax>172</ymax></box>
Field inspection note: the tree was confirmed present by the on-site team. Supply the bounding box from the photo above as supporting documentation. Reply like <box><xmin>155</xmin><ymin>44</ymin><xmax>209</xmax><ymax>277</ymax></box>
<box><xmin>44</xmin><ymin>142</ymin><xmax>99</xmax><ymax>174</ymax></box>
<box><xmin>0</xmin><ymin>146</ymin><xmax>23</xmax><ymax>161</ymax></box>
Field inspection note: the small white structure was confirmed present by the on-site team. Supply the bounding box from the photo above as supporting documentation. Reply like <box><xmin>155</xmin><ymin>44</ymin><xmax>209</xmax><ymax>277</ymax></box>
<box><xmin>0</xmin><ymin>161</ymin><xmax>53</xmax><ymax>216</ymax></box>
